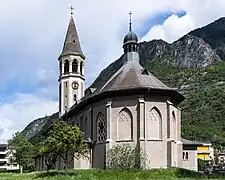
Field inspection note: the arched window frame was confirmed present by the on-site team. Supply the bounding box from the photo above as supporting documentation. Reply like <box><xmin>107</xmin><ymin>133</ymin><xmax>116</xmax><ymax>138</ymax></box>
<box><xmin>117</xmin><ymin>107</ymin><xmax>133</xmax><ymax>141</ymax></box>
<box><xmin>97</xmin><ymin>113</ymin><xmax>106</xmax><ymax>143</ymax></box>
<box><xmin>147</xmin><ymin>107</ymin><xmax>162</xmax><ymax>140</ymax></box>
<box><xmin>64</xmin><ymin>59</ymin><xmax>69</xmax><ymax>74</ymax></box>
<box><xmin>72</xmin><ymin>59</ymin><xmax>78</xmax><ymax>73</ymax></box>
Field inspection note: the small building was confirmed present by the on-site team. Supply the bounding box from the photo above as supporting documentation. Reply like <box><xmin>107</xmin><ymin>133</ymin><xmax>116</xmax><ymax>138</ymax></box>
<box><xmin>182</xmin><ymin>138</ymin><xmax>202</xmax><ymax>171</ymax></box>
<box><xmin>0</xmin><ymin>143</ymin><xmax>19</xmax><ymax>171</ymax></box>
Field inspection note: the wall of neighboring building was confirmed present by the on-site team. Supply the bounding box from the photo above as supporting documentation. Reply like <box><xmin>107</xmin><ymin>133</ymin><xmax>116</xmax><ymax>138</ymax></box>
<box><xmin>0</xmin><ymin>144</ymin><xmax>19</xmax><ymax>171</ymax></box>
<box><xmin>182</xmin><ymin>145</ymin><xmax>198</xmax><ymax>171</ymax></box>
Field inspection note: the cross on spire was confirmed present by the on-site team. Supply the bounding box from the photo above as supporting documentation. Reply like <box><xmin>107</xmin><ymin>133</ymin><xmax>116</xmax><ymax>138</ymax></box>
<box><xmin>129</xmin><ymin>11</ymin><xmax>132</xmax><ymax>31</ymax></box>
<box><xmin>70</xmin><ymin>5</ymin><xmax>74</xmax><ymax>15</ymax></box>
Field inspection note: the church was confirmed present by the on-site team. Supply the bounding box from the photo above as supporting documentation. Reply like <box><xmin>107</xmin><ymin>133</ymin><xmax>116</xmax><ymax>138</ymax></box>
<box><xmin>35</xmin><ymin>10</ymin><xmax>200</xmax><ymax>171</ymax></box>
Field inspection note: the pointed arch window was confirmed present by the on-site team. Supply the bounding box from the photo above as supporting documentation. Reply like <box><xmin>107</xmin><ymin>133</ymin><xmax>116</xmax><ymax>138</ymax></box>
<box><xmin>97</xmin><ymin>113</ymin><xmax>106</xmax><ymax>143</ymax></box>
<box><xmin>72</xmin><ymin>60</ymin><xmax>78</xmax><ymax>73</ymax></box>
<box><xmin>147</xmin><ymin>107</ymin><xmax>162</xmax><ymax>140</ymax></box>
<box><xmin>80</xmin><ymin>61</ymin><xmax>83</xmax><ymax>75</ymax></box>
<box><xmin>64</xmin><ymin>59</ymin><xmax>69</xmax><ymax>74</ymax></box>
<box><xmin>117</xmin><ymin>108</ymin><xmax>133</xmax><ymax>140</ymax></box>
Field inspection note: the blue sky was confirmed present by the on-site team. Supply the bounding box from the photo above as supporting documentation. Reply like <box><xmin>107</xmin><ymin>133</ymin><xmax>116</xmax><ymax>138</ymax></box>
<box><xmin>0</xmin><ymin>0</ymin><xmax>225</xmax><ymax>141</ymax></box>
<box><xmin>137</xmin><ymin>10</ymin><xmax>186</xmax><ymax>38</ymax></box>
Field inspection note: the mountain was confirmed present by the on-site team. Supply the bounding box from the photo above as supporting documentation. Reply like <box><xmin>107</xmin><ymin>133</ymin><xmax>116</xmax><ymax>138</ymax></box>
<box><xmin>22</xmin><ymin>17</ymin><xmax>225</xmax><ymax>146</ymax></box>
<box><xmin>22</xmin><ymin>112</ymin><xmax>58</xmax><ymax>144</ymax></box>
<box><xmin>189</xmin><ymin>17</ymin><xmax>225</xmax><ymax>60</ymax></box>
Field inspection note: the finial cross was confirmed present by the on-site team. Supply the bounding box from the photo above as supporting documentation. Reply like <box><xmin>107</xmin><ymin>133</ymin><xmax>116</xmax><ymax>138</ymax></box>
<box><xmin>129</xmin><ymin>11</ymin><xmax>132</xmax><ymax>23</ymax></box>
<box><xmin>129</xmin><ymin>11</ymin><xmax>132</xmax><ymax>31</ymax></box>
<box><xmin>70</xmin><ymin>5</ymin><xmax>74</xmax><ymax>15</ymax></box>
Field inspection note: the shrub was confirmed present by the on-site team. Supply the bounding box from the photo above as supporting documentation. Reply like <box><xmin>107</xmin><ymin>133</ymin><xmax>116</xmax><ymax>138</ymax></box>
<box><xmin>106</xmin><ymin>143</ymin><xmax>148</xmax><ymax>170</ymax></box>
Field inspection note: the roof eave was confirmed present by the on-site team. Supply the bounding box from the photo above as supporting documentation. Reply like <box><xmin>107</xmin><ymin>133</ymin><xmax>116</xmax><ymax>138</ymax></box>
<box><xmin>62</xmin><ymin>87</ymin><xmax>185</xmax><ymax>118</ymax></box>
<box><xmin>58</xmin><ymin>52</ymin><xmax>86</xmax><ymax>60</ymax></box>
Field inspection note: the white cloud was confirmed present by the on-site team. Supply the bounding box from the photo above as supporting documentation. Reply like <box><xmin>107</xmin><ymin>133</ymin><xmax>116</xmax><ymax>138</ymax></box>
<box><xmin>141</xmin><ymin>13</ymin><xmax>195</xmax><ymax>43</ymax></box>
<box><xmin>0</xmin><ymin>94</ymin><xmax>58</xmax><ymax>140</ymax></box>
<box><xmin>1</xmin><ymin>0</ymin><xmax>225</xmax><ymax>141</ymax></box>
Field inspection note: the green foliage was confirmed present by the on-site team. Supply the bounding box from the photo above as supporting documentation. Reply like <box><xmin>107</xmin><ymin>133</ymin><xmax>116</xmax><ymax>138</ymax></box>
<box><xmin>39</xmin><ymin>138</ymin><xmax>59</xmax><ymax>171</ymax></box>
<box><xmin>39</xmin><ymin>120</ymin><xmax>88</xmax><ymax>170</ymax></box>
<box><xmin>0</xmin><ymin>168</ymin><xmax>208</xmax><ymax>180</ymax></box>
<box><xmin>197</xmin><ymin>158</ymin><xmax>206</xmax><ymax>171</ymax></box>
<box><xmin>8</xmin><ymin>132</ymin><xmax>34</xmax><ymax>173</ymax></box>
<box><xmin>106</xmin><ymin>143</ymin><xmax>148</xmax><ymax>170</ymax></box>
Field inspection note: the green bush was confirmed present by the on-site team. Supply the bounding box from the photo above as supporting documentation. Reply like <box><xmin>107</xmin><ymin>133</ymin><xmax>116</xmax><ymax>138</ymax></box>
<box><xmin>106</xmin><ymin>143</ymin><xmax>148</xmax><ymax>170</ymax></box>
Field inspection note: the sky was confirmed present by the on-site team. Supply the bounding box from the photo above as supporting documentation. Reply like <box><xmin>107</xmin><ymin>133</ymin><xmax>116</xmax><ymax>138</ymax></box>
<box><xmin>0</xmin><ymin>0</ymin><xmax>225</xmax><ymax>141</ymax></box>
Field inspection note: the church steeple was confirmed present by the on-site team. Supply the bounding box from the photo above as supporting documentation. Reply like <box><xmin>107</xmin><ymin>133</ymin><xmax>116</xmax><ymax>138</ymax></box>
<box><xmin>58</xmin><ymin>7</ymin><xmax>85</xmax><ymax>117</ymax></box>
<box><xmin>59</xmin><ymin>12</ymin><xmax>85</xmax><ymax>59</ymax></box>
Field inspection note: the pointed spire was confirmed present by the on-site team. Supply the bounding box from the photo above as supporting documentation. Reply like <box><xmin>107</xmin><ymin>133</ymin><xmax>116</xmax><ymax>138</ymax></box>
<box><xmin>59</xmin><ymin>9</ymin><xmax>85</xmax><ymax>59</ymax></box>
<box><xmin>129</xmin><ymin>11</ymin><xmax>132</xmax><ymax>31</ymax></box>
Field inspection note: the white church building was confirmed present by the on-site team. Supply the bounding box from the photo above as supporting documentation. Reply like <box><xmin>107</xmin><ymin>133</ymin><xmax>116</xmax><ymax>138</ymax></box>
<box><xmin>35</xmin><ymin>10</ymin><xmax>200</xmax><ymax>171</ymax></box>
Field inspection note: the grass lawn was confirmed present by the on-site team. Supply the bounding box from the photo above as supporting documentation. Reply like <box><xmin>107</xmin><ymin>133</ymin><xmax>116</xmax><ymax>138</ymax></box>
<box><xmin>0</xmin><ymin>168</ymin><xmax>223</xmax><ymax>180</ymax></box>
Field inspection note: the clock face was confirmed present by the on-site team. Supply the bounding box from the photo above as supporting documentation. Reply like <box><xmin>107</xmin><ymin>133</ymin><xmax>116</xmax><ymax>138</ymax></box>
<box><xmin>72</xmin><ymin>81</ymin><xmax>79</xmax><ymax>90</ymax></box>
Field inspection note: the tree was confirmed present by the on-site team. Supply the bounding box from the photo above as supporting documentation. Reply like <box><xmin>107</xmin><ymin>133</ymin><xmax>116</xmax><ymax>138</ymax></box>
<box><xmin>8</xmin><ymin>132</ymin><xmax>34</xmax><ymax>173</ymax></box>
<box><xmin>106</xmin><ymin>143</ymin><xmax>148</xmax><ymax>170</ymax></box>
<box><xmin>38</xmin><ymin>138</ymin><xmax>60</xmax><ymax>172</ymax></box>
<box><xmin>39</xmin><ymin>120</ymin><xmax>88</xmax><ymax>170</ymax></box>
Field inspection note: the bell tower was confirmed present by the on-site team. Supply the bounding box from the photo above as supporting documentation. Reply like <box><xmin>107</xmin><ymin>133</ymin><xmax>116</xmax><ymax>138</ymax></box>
<box><xmin>58</xmin><ymin>7</ymin><xmax>85</xmax><ymax>117</ymax></box>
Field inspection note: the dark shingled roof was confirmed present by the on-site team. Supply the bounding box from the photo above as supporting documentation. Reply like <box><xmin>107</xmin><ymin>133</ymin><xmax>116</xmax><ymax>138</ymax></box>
<box><xmin>59</xmin><ymin>16</ymin><xmax>85</xmax><ymax>59</ymax></box>
<box><xmin>95</xmin><ymin>53</ymin><xmax>174</xmax><ymax>93</ymax></box>
<box><xmin>181</xmin><ymin>138</ymin><xmax>203</xmax><ymax>145</ymax></box>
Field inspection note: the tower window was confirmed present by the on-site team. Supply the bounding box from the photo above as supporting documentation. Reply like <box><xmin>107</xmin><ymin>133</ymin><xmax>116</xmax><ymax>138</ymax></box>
<box><xmin>128</xmin><ymin>45</ymin><xmax>131</xmax><ymax>52</ymax></box>
<box><xmin>72</xmin><ymin>60</ymin><xmax>78</xmax><ymax>73</ymax></box>
<box><xmin>64</xmin><ymin>59</ymin><xmax>69</xmax><ymax>73</ymax></box>
<box><xmin>74</xmin><ymin>94</ymin><xmax>77</xmax><ymax>102</ymax></box>
<box><xmin>65</xmin><ymin>95</ymin><xmax>67</xmax><ymax>100</ymax></box>
<box><xmin>80</xmin><ymin>61</ymin><xmax>83</xmax><ymax>75</ymax></box>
